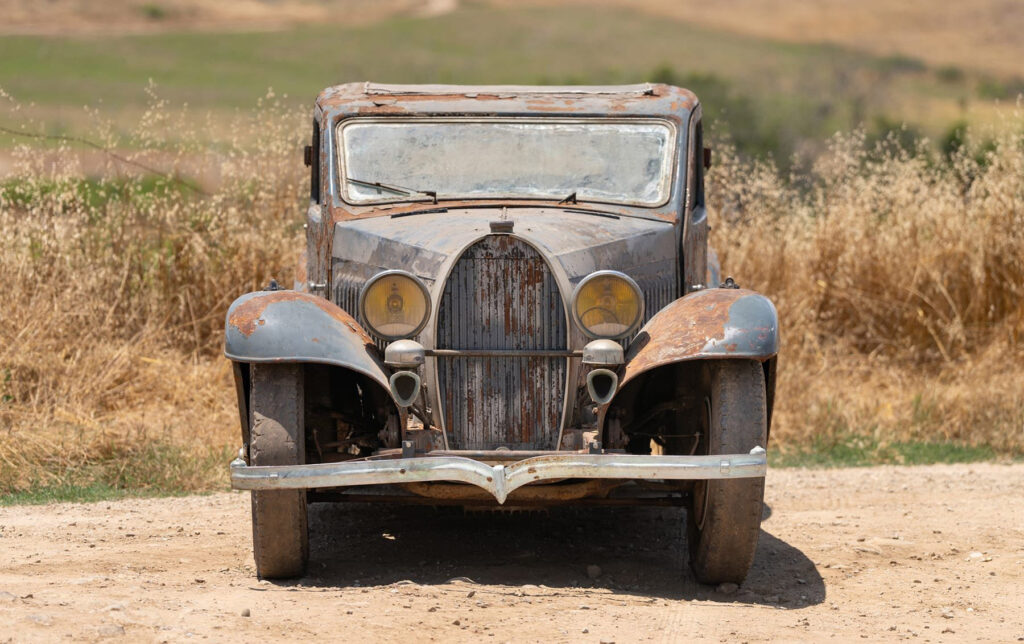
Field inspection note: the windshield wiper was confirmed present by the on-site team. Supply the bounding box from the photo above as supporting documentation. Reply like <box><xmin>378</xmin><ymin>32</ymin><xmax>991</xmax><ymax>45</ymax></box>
<box><xmin>346</xmin><ymin>177</ymin><xmax>437</xmax><ymax>203</ymax></box>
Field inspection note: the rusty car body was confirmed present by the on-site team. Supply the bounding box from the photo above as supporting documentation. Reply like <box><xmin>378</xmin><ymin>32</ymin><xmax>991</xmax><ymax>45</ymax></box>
<box><xmin>225</xmin><ymin>82</ymin><xmax>779</xmax><ymax>583</ymax></box>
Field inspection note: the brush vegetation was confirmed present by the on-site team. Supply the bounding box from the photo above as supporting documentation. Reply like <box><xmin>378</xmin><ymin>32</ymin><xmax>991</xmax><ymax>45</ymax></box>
<box><xmin>1</xmin><ymin>87</ymin><xmax>1022</xmax><ymax>500</ymax></box>
<box><xmin>712</xmin><ymin>122</ymin><xmax>1024</xmax><ymax>456</ymax></box>
<box><xmin>0</xmin><ymin>90</ymin><xmax>302</xmax><ymax>496</ymax></box>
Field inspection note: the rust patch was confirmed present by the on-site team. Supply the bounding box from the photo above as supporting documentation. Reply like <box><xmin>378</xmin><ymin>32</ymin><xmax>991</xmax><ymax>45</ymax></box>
<box><xmin>524</xmin><ymin>101</ymin><xmax>582</xmax><ymax>113</ymax></box>
<box><xmin>229</xmin><ymin>291</ymin><xmax>305</xmax><ymax>337</ymax></box>
<box><xmin>356</xmin><ymin>104</ymin><xmax>409</xmax><ymax>115</ymax></box>
<box><xmin>400</xmin><ymin>479</ymin><xmax>620</xmax><ymax>502</ymax></box>
<box><xmin>228</xmin><ymin>291</ymin><xmax>374</xmax><ymax>345</ymax></box>
<box><xmin>618</xmin><ymin>289</ymin><xmax>752</xmax><ymax>389</ymax></box>
<box><xmin>316</xmin><ymin>82</ymin><xmax>698</xmax><ymax>117</ymax></box>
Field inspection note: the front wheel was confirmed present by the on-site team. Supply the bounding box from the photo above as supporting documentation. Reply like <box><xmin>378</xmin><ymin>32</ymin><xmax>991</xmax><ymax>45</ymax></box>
<box><xmin>249</xmin><ymin>363</ymin><xmax>309</xmax><ymax>579</ymax></box>
<box><xmin>687</xmin><ymin>360</ymin><xmax>767</xmax><ymax>585</ymax></box>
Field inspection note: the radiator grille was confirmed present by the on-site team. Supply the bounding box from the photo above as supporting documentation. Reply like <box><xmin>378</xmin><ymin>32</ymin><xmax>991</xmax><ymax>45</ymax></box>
<box><xmin>640</xmin><ymin>274</ymin><xmax>677</xmax><ymax>325</ymax></box>
<box><xmin>612</xmin><ymin>273</ymin><xmax>677</xmax><ymax>349</ymax></box>
<box><xmin>436</xmin><ymin>236</ymin><xmax>567</xmax><ymax>450</ymax></box>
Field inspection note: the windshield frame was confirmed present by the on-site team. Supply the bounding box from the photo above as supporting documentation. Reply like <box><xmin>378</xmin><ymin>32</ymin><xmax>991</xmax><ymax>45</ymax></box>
<box><xmin>334</xmin><ymin>116</ymin><xmax>679</xmax><ymax>209</ymax></box>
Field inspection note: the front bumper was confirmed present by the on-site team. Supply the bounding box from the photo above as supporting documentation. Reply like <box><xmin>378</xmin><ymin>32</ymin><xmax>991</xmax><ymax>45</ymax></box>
<box><xmin>230</xmin><ymin>447</ymin><xmax>767</xmax><ymax>505</ymax></box>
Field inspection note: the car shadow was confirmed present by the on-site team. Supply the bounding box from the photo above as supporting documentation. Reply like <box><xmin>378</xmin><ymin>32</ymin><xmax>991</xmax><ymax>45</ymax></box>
<box><xmin>295</xmin><ymin>501</ymin><xmax>824</xmax><ymax>606</ymax></box>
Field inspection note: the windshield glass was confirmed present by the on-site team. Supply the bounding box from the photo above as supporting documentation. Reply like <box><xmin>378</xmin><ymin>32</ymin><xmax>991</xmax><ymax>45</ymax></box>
<box><xmin>338</xmin><ymin>118</ymin><xmax>676</xmax><ymax>207</ymax></box>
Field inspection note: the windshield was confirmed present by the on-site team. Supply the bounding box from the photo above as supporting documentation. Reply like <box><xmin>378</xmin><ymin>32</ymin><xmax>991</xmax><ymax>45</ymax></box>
<box><xmin>338</xmin><ymin>118</ymin><xmax>676</xmax><ymax>207</ymax></box>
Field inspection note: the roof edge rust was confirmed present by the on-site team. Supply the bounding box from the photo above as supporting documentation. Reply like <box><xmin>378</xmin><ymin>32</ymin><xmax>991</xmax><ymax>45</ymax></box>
<box><xmin>316</xmin><ymin>82</ymin><xmax>697</xmax><ymax>116</ymax></box>
<box><xmin>363</xmin><ymin>82</ymin><xmax>658</xmax><ymax>96</ymax></box>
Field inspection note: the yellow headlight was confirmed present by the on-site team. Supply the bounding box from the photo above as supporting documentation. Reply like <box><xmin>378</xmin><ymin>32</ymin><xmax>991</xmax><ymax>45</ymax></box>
<box><xmin>359</xmin><ymin>271</ymin><xmax>431</xmax><ymax>340</ymax></box>
<box><xmin>571</xmin><ymin>271</ymin><xmax>644</xmax><ymax>339</ymax></box>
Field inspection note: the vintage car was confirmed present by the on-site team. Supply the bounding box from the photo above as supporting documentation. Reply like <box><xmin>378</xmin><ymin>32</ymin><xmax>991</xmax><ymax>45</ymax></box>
<box><xmin>225</xmin><ymin>82</ymin><xmax>779</xmax><ymax>584</ymax></box>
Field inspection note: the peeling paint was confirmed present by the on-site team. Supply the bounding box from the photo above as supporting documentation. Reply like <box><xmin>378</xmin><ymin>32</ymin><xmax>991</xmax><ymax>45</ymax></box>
<box><xmin>228</xmin><ymin>290</ymin><xmax>371</xmax><ymax>344</ymax></box>
<box><xmin>618</xmin><ymin>288</ymin><xmax>779</xmax><ymax>391</ymax></box>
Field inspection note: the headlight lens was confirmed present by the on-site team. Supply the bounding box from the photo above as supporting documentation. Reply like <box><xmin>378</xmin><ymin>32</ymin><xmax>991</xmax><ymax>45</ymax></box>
<box><xmin>571</xmin><ymin>271</ymin><xmax>644</xmax><ymax>339</ymax></box>
<box><xmin>359</xmin><ymin>270</ymin><xmax>431</xmax><ymax>340</ymax></box>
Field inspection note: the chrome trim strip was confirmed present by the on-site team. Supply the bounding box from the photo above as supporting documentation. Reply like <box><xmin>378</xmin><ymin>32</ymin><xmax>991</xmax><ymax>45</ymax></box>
<box><xmin>429</xmin><ymin>349</ymin><xmax>582</xmax><ymax>358</ymax></box>
<box><xmin>230</xmin><ymin>447</ymin><xmax>767</xmax><ymax>505</ymax></box>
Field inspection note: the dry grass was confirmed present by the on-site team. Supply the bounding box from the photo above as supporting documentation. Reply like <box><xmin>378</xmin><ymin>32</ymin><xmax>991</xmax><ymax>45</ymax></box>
<box><xmin>0</xmin><ymin>89</ymin><xmax>304</xmax><ymax>493</ymax></box>
<box><xmin>1</xmin><ymin>91</ymin><xmax>1022</xmax><ymax>495</ymax></box>
<box><xmin>711</xmin><ymin>117</ymin><xmax>1024</xmax><ymax>454</ymax></box>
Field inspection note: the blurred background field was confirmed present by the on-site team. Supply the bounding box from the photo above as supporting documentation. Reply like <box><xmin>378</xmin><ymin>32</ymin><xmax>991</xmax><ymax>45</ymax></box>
<box><xmin>1</xmin><ymin>0</ymin><xmax>1022</xmax><ymax>500</ymax></box>
<box><xmin>4</xmin><ymin>1</ymin><xmax>1024</xmax><ymax>163</ymax></box>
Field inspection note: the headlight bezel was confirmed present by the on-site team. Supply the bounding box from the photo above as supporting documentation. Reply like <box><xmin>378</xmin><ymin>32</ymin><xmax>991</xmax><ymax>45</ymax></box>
<box><xmin>358</xmin><ymin>269</ymin><xmax>432</xmax><ymax>341</ymax></box>
<box><xmin>570</xmin><ymin>270</ymin><xmax>645</xmax><ymax>340</ymax></box>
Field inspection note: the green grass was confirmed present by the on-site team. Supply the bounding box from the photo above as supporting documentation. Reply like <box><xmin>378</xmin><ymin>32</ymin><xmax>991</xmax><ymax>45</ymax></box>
<box><xmin>0</xmin><ymin>482</ymin><xmax>209</xmax><ymax>506</ymax></box>
<box><xmin>769</xmin><ymin>435</ymin><xmax>1009</xmax><ymax>468</ymax></box>
<box><xmin>0</xmin><ymin>175</ymin><xmax>197</xmax><ymax>210</ymax></box>
<box><xmin>0</xmin><ymin>4</ymin><xmax>996</xmax><ymax>160</ymax></box>
<box><xmin>0</xmin><ymin>443</ymin><xmax>233</xmax><ymax>506</ymax></box>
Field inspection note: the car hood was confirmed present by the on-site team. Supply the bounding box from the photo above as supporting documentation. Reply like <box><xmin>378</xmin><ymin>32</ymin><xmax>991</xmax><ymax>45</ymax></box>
<box><xmin>331</xmin><ymin>207</ymin><xmax>678</xmax><ymax>290</ymax></box>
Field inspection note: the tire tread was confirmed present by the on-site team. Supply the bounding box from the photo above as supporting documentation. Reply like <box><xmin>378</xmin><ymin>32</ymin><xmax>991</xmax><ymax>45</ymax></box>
<box><xmin>249</xmin><ymin>363</ymin><xmax>309</xmax><ymax>579</ymax></box>
<box><xmin>687</xmin><ymin>360</ymin><xmax>767</xmax><ymax>584</ymax></box>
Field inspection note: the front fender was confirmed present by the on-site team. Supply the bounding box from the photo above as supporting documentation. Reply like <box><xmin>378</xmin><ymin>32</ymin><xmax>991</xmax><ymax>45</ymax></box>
<box><xmin>618</xmin><ymin>288</ymin><xmax>778</xmax><ymax>390</ymax></box>
<box><xmin>224</xmin><ymin>290</ymin><xmax>389</xmax><ymax>392</ymax></box>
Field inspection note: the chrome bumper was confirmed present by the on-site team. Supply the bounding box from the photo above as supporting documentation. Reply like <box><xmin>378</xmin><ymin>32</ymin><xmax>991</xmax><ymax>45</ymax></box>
<box><xmin>230</xmin><ymin>447</ymin><xmax>767</xmax><ymax>505</ymax></box>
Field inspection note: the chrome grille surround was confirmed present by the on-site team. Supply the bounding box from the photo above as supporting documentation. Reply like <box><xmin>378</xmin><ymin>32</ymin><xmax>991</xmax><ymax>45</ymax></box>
<box><xmin>435</xmin><ymin>235</ymin><xmax>568</xmax><ymax>450</ymax></box>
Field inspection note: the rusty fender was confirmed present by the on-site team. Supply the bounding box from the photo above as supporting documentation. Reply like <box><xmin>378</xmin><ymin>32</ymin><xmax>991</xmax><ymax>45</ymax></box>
<box><xmin>617</xmin><ymin>287</ymin><xmax>778</xmax><ymax>389</ymax></box>
<box><xmin>224</xmin><ymin>290</ymin><xmax>390</xmax><ymax>392</ymax></box>
<box><xmin>229</xmin><ymin>448</ymin><xmax>767</xmax><ymax>505</ymax></box>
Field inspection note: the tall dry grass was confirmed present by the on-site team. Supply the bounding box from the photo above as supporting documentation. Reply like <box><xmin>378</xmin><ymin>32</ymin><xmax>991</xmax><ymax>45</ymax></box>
<box><xmin>712</xmin><ymin>119</ymin><xmax>1024</xmax><ymax>453</ymax></box>
<box><xmin>1</xmin><ymin>91</ymin><xmax>1022</xmax><ymax>494</ymax></box>
<box><xmin>0</xmin><ymin>89</ymin><xmax>304</xmax><ymax>492</ymax></box>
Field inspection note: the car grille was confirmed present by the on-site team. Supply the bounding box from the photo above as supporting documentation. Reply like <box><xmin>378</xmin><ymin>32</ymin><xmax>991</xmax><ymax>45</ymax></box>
<box><xmin>436</xmin><ymin>235</ymin><xmax>567</xmax><ymax>450</ymax></box>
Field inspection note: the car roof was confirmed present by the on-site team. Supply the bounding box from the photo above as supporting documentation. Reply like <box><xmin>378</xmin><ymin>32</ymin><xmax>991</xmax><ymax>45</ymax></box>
<box><xmin>315</xmin><ymin>82</ymin><xmax>698</xmax><ymax>122</ymax></box>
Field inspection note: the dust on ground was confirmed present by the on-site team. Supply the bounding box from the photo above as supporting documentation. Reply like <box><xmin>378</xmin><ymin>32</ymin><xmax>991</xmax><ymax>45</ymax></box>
<box><xmin>1</xmin><ymin>463</ymin><xmax>1022</xmax><ymax>642</ymax></box>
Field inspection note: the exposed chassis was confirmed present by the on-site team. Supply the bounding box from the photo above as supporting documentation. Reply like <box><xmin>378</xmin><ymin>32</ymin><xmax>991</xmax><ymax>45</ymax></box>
<box><xmin>230</xmin><ymin>447</ymin><xmax>767</xmax><ymax>505</ymax></box>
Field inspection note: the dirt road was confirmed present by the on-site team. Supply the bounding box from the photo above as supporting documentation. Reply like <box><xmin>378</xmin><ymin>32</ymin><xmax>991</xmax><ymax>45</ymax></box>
<box><xmin>2</xmin><ymin>463</ymin><xmax>1022</xmax><ymax>642</ymax></box>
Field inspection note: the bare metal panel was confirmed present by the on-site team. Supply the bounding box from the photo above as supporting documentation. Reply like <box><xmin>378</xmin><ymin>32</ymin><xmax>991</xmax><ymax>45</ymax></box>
<box><xmin>437</xmin><ymin>236</ymin><xmax>567</xmax><ymax>450</ymax></box>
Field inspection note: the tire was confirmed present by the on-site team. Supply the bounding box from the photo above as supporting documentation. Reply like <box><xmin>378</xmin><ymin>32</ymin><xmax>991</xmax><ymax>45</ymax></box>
<box><xmin>687</xmin><ymin>360</ymin><xmax>767</xmax><ymax>585</ymax></box>
<box><xmin>249</xmin><ymin>363</ymin><xmax>309</xmax><ymax>579</ymax></box>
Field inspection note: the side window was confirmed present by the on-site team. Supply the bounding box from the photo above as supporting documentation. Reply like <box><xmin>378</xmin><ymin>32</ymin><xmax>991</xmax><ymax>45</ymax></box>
<box><xmin>690</xmin><ymin>119</ymin><xmax>705</xmax><ymax>211</ymax></box>
<box><xmin>682</xmin><ymin>116</ymin><xmax>709</xmax><ymax>294</ymax></box>
<box><xmin>309</xmin><ymin>119</ymin><xmax>321</xmax><ymax>203</ymax></box>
